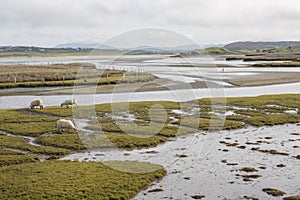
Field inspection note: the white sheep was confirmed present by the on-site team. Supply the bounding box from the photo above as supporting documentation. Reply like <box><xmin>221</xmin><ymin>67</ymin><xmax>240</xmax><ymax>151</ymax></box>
<box><xmin>57</xmin><ymin>119</ymin><xmax>76</xmax><ymax>132</ymax></box>
<box><xmin>30</xmin><ymin>99</ymin><xmax>44</xmax><ymax>109</ymax></box>
<box><xmin>61</xmin><ymin>99</ymin><xmax>78</xmax><ymax>108</ymax></box>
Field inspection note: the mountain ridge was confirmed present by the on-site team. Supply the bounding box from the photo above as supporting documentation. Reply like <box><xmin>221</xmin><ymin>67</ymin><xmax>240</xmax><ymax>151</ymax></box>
<box><xmin>224</xmin><ymin>41</ymin><xmax>300</xmax><ymax>51</ymax></box>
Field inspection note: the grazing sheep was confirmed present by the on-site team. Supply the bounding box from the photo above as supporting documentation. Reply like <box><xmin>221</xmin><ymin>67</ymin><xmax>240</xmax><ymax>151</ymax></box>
<box><xmin>30</xmin><ymin>99</ymin><xmax>43</xmax><ymax>109</ymax></box>
<box><xmin>61</xmin><ymin>99</ymin><xmax>78</xmax><ymax>108</ymax></box>
<box><xmin>57</xmin><ymin>119</ymin><xmax>76</xmax><ymax>131</ymax></box>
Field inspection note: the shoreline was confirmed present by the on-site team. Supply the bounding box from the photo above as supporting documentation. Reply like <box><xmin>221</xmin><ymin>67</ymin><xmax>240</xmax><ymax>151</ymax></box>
<box><xmin>1</xmin><ymin>77</ymin><xmax>300</xmax><ymax>97</ymax></box>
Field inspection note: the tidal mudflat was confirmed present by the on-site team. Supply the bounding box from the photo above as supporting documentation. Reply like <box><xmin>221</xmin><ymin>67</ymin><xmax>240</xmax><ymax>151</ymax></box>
<box><xmin>0</xmin><ymin>94</ymin><xmax>300</xmax><ymax>199</ymax></box>
<box><xmin>64</xmin><ymin>124</ymin><xmax>300</xmax><ymax>200</ymax></box>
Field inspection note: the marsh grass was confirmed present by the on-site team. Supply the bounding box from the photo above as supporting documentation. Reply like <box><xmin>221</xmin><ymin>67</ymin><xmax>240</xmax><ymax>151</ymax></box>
<box><xmin>199</xmin><ymin>94</ymin><xmax>300</xmax><ymax>126</ymax></box>
<box><xmin>0</xmin><ymin>148</ymin><xmax>40</xmax><ymax>167</ymax></box>
<box><xmin>283</xmin><ymin>196</ymin><xmax>300</xmax><ymax>200</ymax></box>
<box><xmin>106</xmin><ymin>133</ymin><xmax>168</xmax><ymax>149</ymax></box>
<box><xmin>0</xmin><ymin>109</ymin><xmax>57</xmax><ymax>123</ymax></box>
<box><xmin>0</xmin><ymin>63</ymin><xmax>156</xmax><ymax>89</ymax></box>
<box><xmin>199</xmin><ymin>94</ymin><xmax>300</xmax><ymax>109</ymax></box>
<box><xmin>0</xmin><ymin>122</ymin><xmax>57</xmax><ymax>136</ymax></box>
<box><xmin>38</xmin><ymin>132</ymin><xmax>85</xmax><ymax>150</ymax></box>
<box><xmin>262</xmin><ymin>188</ymin><xmax>286</xmax><ymax>196</ymax></box>
<box><xmin>173</xmin><ymin>117</ymin><xmax>244</xmax><ymax>130</ymax></box>
<box><xmin>0</xmin><ymin>148</ymin><xmax>24</xmax><ymax>155</ymax></box>
<box><xmin>0</xmin><ymin>135</ymin><xmax>69</xmax><ymax>155</ymax></box>
<box><xmin>0</xmin><ymin>160</ymin><xmax>166</xmax><ymax>200</ymax></box>
<box><xmin>240</xmin><ymin>167</ymin><xmax>258</xmax><ymax>172</ymax></box>
<box><xmin>26</xmin><ymin>94</ymin><xmax>300</xmax><ymax>151</ymax></box>
<box><xmin>253</xmin><ymin>62</ymin><xmax>300</xmax><ymax>67</ymax></box>
<box><xmin>0</xmin><ymin>94</ymin><xmax>299</xmax><ymax>156</ymax></box>
<box><xmin>0</xmin><ymin>63</ymin><xmax>112</xmax><ymax>82</ymax></box>
<box><xmin>0</xmin><ymin>94</ymin><xmax>300</xmax><ymax>199</ymax></box>
<box><xmin>246</xmin><ymin>114</ymin><xmax>299</xmax><ymax>126</ymax></box>
<box><xmin>225</xmin><ymin>115</ymin><xmax>247</xmax><ymax>121</ymax></box>
<box><xmin>30</xmin><ymin>106</ymin><xmax>73</xmax><ymax>117</ymax></box>
<box><xmin>0</xmin><ymin>155</ymin><xmax>39</xmax><ymax>167</ymax></box>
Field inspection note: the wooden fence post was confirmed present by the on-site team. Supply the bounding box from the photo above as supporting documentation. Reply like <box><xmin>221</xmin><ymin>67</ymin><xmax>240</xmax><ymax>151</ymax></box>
<box><xmin>106</xmin><ymin>73</ymin><xmax>109</xmax><ymax>84</ymax></box>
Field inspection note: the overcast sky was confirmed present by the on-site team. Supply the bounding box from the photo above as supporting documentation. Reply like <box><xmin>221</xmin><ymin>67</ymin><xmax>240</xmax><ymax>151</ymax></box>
<box><xmin>1</xmin><ymin>0</ymin><xmax>300</xmax><ymax>47</ymax></box>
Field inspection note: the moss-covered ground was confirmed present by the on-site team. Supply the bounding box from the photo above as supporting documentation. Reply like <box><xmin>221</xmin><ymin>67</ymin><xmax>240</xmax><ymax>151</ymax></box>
<box><xmin>0</xmin><ymin>160</ymin><xmax>166</xmax><ymax>200</ymax></box>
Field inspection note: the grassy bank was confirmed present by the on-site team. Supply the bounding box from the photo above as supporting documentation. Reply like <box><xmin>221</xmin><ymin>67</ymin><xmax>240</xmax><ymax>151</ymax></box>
<box><xmin>225</xmin><ymin>52</ymin><xmax>300</xmax><ymax>62</ymax></box>
<box><xmin>0</xmin><ymin>160</ymin><xmax>166</xmax><ymax>200</ymax></box>
<box><xmin>199</xmin><ymin>94</ymin><xmax>300</xmax><ymax>126</ymax></box>
<box><xmin>0</xmin><ymin>49</ymin><xmax>167</xmax><ymax>58</ymax></box>
<box><xmin>252</xmin><ymin>62</ymin><xmax>300</xmax><ymax>67</ymax></box>
<box><xmin>0</xmin><ymin>63</ymin><xmax>156</xmax><ymax>89</ymax></box>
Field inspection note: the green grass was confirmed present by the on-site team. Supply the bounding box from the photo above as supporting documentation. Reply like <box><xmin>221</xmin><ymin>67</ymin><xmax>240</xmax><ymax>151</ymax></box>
<box><xmin>0</xmin><ymin>155</ymin><xmax>39</xmax><ymax>167</ymax></box>
<box><xmin>198</xmin><ymin>118</ymin><xmax>244</xmax><ymax>130</ymax></box>
<box><xmin>38</xmin><ymin>129</ymin><xmax>171</xmax><ymax>150</ymax></box>
<box><xmin>246</xmin><ymin>114</ymin><xmax>299</xmax><ymax>126</ymax></box>
<box><xmin>204</xmin><ymin>47</ymin><xmax>230</xmax><ymax>54</ymax></box>
<box><xmin>0</xmin><ymin>109</ymin><xmax>58</xmax><ymax>137</ymax></box>
<box><xmin>0</xmin><ymin>148</ymin><xmax>38</xmax><ymax>167</ymax></box>
<box><xmin>0</xmin><ymin>49</ymin><xmax>166</xmax><ymax>58</ymax></box>
<box><xmin>173</xmin><ymin>117</ymin><xmax>244</xmax><ymax>130</ymax></box>
<box><xmin>0</xmin><ymin>63</ymin><xmax>121</xmax><ymax>82</ymax></box>
<box><xmin>0</xmin><ymin>62</ymin><xmax>156</xmax><ymax>89</ymax></box>
<box><xmin>99</xmin><ymin>122</ymin><xmax>191</xmax><ymax>136</ymax></box>
<box><xmin>253</xmin><ymin>62</ymin><xmax>300</xmax><ymax>67</ymax></box>
<box><xmin>78</xmin><ymin>131</ymin><xmax>168</xmax><ymax>149</ymax></box>
<box><xmin>0</xmin><ymin>109</ymin><xmax>57</xmax><ymax>123</ymax></box>
<box><xmin>30</xmin><ymin>106</ymin><xmax>73</xmax><ymax>117</ymax></box>
<box><xmin>0</xmin><ymin>160</ymin><xmax>166</xmax><ymax>200</ymax></box>
<box><xmin>106</xmin><ymin>133</ymin><xmax>168</xmax><ymax>149</ymax></box>
<box><xmin>38</xmin><ymin>132</ymin><xmax>85</xmax><ymax>150</ymax></box>
<box><xmin>0</xmin><ymin>148</ymin><xmax>24</xmax><ymax>155</ymax></box>
<box><xmin>95</xmin><ymin>101</ymin><xmax>180</xmax><ymax>113</ymax></box>
<box><xmin>0</xmin><ymin>75</ymin><xmax>129</xmax><ymax>89</ymax></box>
<box><xmin>199</xmin><ymin>94</ymin><xmax>300</xmax><ymax>127</ymax></box>
<box><xmin>1</xmin><ymin>94</ymin><xmax>299</xmax><ymax>155</ymax></box>
<box><xmin>226</xmin><ymin>115</ymin><xmax>247</xmax><ymax>121</ymax></box>
<box><xmin>0</xmin><ymin>122</ymin><xmax>57</xmax><ymax>137</ymax></box>
<box><xmin>199</xmin><ymin>94</ymin><xmax>300</xmax><ymax>109</ymax></box>
<box><xmin>0</xmin><ymin>135</ymin><xmax>69</xmax><ymax>155</ymax></box>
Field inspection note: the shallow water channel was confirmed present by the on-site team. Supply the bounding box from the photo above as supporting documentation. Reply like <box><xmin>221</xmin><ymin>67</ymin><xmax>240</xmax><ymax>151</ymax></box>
<box><xmin>1</xmin><ymin>82</ymin><xmax>300</xmax><ymax>109</ymax></box>
<box><xmin>63</xmin><ymin>124</ymin><xmax>300</xmax><ymax>199</ymax></box>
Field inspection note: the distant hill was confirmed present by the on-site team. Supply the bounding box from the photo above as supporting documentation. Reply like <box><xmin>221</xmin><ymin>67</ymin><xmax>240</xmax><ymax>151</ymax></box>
<box><xmin>0</xmin><ymin>46</ymin><xmax>80</xmax><ymax>52</ymax></box>
<box><xmin>54</xmin><ymin>42</ymin><xmax>114</xmax><ymax>49</ymax></box>
<box><xmin>224</xmin><ymin>41</ymin><xmax>300</xmax><ymax>51</ymax></box>
<box><xmin>54</xmin><ymin>42</ymin><xmax>225</xmax><ymax>52</ymax></box>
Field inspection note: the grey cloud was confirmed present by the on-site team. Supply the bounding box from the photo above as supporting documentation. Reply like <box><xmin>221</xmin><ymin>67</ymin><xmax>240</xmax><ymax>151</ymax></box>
<box><xmin>0</xmin><ymin>0</ymin><xmax>299</xmax><ymax>46</ymax></box>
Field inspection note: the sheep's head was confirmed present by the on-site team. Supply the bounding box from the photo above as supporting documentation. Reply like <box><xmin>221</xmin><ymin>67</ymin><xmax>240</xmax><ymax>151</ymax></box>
<box><xmin>60</xmin><ymin>103</ymin><xmax>64</xmax><ymax>107</ymax></box>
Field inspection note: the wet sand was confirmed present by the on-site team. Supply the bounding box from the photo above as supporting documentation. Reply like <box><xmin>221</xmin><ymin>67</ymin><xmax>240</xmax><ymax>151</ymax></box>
<box><xmin>228</xmin><ymin>72</ymin><xmax>300</xmax><ymax>87</ymax></box>
<box><xmin>2</xmin><ymin>70</ymin><xmax>300</xmax><ymax>97</ymax></box>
